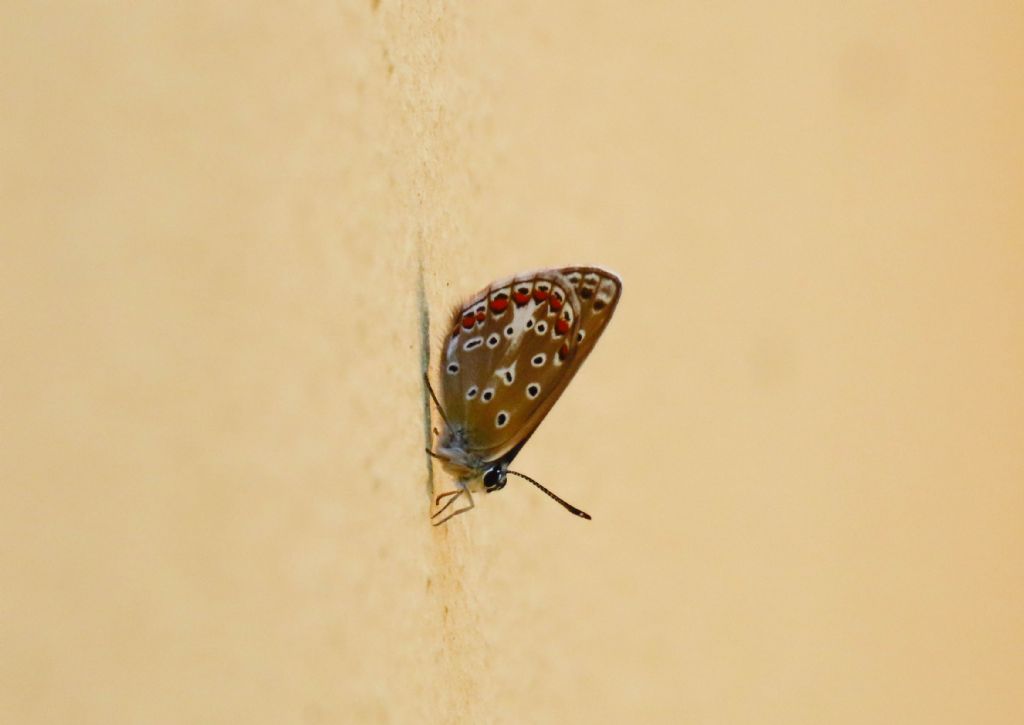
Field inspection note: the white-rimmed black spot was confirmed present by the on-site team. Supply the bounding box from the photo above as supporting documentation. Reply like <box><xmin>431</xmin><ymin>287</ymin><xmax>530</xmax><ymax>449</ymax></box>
<box><xmin>465</xmin><ymin>386</ymin><xmax>478</xmax><ymax>400</ymax></box>
<box><xmin>487</xmin><ymin>334</ymin><xmax>500</xmax><ymax>348</ymax></box>
<box><xmin>526</xmin><ymin>319</ymin><xmax>534</xmax><ymax>329</ymax></box>
<box><xmin>526</xmin><ymin>383</ymin><xmax>540</xmax><ymax>399</ymax></box>
<box><xmin>577</xmin><ymin>329</ymin><xmax>586</xmax><ymax>342</ymax></box>
<box><xmin>481</xmin><ymin>388</ymin><xmax>495</xmax><ymax>402</ymax></box>
<box><xmin>531</xmin><ymin>353</ymin><xmax>546</xmax><ymax>367</ymax></box>
<box><xmin>505</xmin><ymin>325</ymin><xmax>515</xmax><ymax>337</ymax></box>
<box><xmin>495</xmin><ymin>411</ymin><xmax>509</xmax><ymax>428</ymax></box>
<box><xmin>447</xmin><ymin>363</ymin><xmax>459</xmax><ymax>374</ymax></box>
<box><xmin>536</xmin><ymin>321</ymin><xmax>548</xmax><ymax>335</ymax></box>
<box><xmin>495</xmin><ymin>362</ymin><xmax>517</xmax><ymax>386</ymax></box>
<box><xmin>463</xmin><ymin>337</ymin><xmax>484</xmax><ymax>351</ymax></box>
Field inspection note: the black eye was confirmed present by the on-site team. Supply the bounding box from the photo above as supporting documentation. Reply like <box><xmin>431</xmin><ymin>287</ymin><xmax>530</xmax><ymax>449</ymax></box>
<box><xmin>483</xmin><ymin>468</ymin><xmax>504</xmax><ymax>490</ymax></box>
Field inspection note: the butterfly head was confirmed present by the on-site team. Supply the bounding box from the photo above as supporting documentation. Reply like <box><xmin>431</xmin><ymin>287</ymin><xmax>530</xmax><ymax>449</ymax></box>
<box><xmin>433</xmin><ymin>429</ymin><xmax>508</xmax><ymax>493</ymax></box>
<box><xmin>482</xmin><ymin>462</ymin><xmax>509</xmax><ymax>492</ymax></box>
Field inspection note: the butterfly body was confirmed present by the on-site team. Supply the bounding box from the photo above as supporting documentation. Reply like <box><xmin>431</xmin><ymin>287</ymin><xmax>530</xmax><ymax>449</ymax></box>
<box><xmin>427</xmin><ymin>266</ymin><xmax>621</xmax><ymax>523</ymax></box>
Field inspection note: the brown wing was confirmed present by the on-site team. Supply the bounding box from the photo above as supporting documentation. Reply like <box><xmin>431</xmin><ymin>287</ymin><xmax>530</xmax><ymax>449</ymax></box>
<box><xmin>501</xmin><ymin>266</ymin><xmax>623</xmax><ymax>453</ymax></box>
<box><xmin>440</xmin><ymin>270</ymin><xmax>582</xmax><ymax>461</ymax></box>
<box><xmin>440</xmin><ymin>266</ymin><xmax>622</xmax><ymax>463</ymax></box>
<box><xmin>556</xmin><ymin>266</ymin><xmax>622</xmax><ymax>370</ymax></box>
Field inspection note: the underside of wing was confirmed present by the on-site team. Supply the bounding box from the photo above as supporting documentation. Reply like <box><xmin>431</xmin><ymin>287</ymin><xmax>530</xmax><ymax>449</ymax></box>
<box><xmin>439</xmin><ymin>266</ymin><xmax>621</xmax><ymax>464</ymax></box>
<box><xmin>440</xmin><ymin>270</ymin><xmax>583</xmax><ymax>461</ymax></box>
<box><xmin>556</xmin><ymin>266</ymin><xmax>622</xmax><ymax>370</ymax></box>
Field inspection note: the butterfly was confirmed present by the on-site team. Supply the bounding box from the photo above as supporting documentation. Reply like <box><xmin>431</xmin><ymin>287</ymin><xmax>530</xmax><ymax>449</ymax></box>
<box><xmin>425</xmin><ymin>266</ymin><xmax>622</xmax><ymax>525</ymax></box>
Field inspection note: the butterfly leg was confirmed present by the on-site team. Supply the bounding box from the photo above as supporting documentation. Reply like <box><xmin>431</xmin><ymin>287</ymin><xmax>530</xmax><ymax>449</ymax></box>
<box><xmin>430</xmin><ymin>486</ymin><xmax>475</xmax><ymax>526</ymax></box>
<box><xmin>425</xmin><ymin>448</ymin><xmax>448</xmax><ymax>462</ymax></box>
<box><xmin>431</xmin><ymin>486</ymin><xmax>464</xmax><ymax>519</ymax></box>
<box><xmin>432</xmin><ymin>488</ymin><xmax>461</xmax><ymax>507</ymax></box>
<box><xmin>424</xmin><ymin>449</ymin><xmax>475</xmax><ymax>523</ymax></box>
<box><xmin>422</xmin><ymin>376</ymin><xmax>474</xmax><ymax>524</ymax></box>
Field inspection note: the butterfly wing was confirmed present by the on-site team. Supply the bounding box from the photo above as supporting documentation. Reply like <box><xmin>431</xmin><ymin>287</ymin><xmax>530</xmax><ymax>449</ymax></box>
<box><xmin>555</xmin><ymin>266</ymin><xmax>623</xmax><ymax>376</ymax></box>
<box><xmin>440</xmin><ymin>267</ymin><xmax>621</xmax><ymax>463</ymax></box>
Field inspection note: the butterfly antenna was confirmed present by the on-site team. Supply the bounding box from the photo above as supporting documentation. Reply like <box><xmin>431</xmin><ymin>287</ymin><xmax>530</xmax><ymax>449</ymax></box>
<box><xmin>506</xmin><ymin>470</ymin><xmax>592</xmax><ymax>520</ymax></box>
<box><xmin>423</xmin><ymin>372</ymin><xmax>452</xmax><ymax>429</ymax></box>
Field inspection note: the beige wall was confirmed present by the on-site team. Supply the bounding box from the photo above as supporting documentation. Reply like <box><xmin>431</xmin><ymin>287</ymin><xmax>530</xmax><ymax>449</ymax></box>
<box><xmin>2</xmin><ymin>2</ymin><xmax>1022</xmax><ymax>723</ymax></box>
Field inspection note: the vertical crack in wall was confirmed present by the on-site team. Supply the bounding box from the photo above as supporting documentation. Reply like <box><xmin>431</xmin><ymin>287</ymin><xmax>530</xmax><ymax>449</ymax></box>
<box><xmin>418</xmin><ymin>251</ymin><xmax>435</xmax><ymax>498</ymax></box>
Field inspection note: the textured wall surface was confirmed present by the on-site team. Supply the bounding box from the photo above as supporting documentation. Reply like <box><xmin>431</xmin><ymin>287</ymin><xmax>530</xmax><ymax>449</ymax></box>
<box><xmin>2</xmin><ymin>2</ymin><xmax>1023</xmax><ymax>723</ymax></box>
